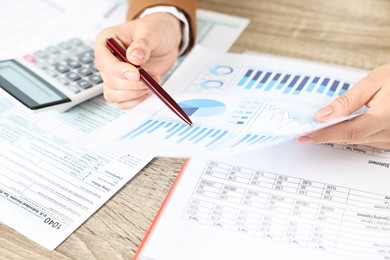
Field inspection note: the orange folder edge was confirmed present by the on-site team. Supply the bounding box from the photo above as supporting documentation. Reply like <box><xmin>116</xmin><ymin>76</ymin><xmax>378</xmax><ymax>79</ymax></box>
<box><xmin>133</xmin><ymin>158</ymin><xmax>191</xmax><ymax>260</ymax></box>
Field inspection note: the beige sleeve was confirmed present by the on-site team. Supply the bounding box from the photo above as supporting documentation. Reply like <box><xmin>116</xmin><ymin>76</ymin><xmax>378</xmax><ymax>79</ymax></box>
<box><xmin>127</xmin><ymin>0</ymin><xmax>198</xmax><ymax>54</ymax></box>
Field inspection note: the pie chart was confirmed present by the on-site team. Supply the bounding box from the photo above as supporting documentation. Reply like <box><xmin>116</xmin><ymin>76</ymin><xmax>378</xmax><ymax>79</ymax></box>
<box><xmin>179</xmin><ymin>99</ymin><xmax>226</xmax><ymax>117</ymax></box>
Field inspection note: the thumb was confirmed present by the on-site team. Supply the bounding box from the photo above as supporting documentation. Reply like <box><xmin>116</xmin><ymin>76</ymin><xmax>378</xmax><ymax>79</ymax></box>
<box><xmin>315</xmin><ymin>76</ymin><xmax>378</xmax><ymax>122</ymax></box>
<box><xmin>126</xmin><ymin>38</ymin><xmax>152</xmax><ymax>66</ymax></box>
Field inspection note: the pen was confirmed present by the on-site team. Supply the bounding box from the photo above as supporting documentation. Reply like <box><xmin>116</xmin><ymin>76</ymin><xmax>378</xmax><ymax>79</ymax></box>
<box><xmin>105</xmin><ymin>37</ymin><xmax>193</xmax><ymax>126</ymax></box>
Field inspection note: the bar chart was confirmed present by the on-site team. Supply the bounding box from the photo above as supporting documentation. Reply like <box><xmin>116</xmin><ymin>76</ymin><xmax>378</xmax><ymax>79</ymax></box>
<box><xmin>234</xmin><ymin>68</ymin><xmax>350</xmax><ymax>97</ymax></box>
<box><xmin>93</xmin><ymin>47</ymin><xmax>367</xmax><ymax>156</ymax></box>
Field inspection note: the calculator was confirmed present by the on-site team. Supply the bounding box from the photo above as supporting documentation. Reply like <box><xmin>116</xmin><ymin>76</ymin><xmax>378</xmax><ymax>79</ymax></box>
<box><xmin>0</xmin><ymin>38</ymin><xmax>103</xmax><ymax>112</ymax></box>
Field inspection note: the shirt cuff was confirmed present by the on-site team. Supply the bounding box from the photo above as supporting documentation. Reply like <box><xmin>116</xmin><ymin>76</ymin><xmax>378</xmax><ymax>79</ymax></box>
<box><xmin>139</xmin><ymin>6</ymin><xmax>190</xmax><ymax>56</ymax></box>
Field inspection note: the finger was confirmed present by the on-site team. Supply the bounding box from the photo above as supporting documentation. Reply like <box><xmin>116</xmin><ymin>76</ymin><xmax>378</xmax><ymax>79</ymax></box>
<box><xmin>100</xmin><ymin>72</ymin><xmax>146</xmax><ymax>91</ymax></box>
<box><xmin>126</xmin><ymin>38</ymin><xmax>152</xmax><ymax>66</ymax></box>
<box><xmin>299</xmin><ymin>112</ymin><xmax>382</xmax><ymax>144</ymax></box>
<box><xmin>95</xmin><ymin>30</ymin><xmax>141</xmax><ymax>80</ymax></box>
<box><xmin>315</xmin><ymin>75</ymin><xmax>380</xmax><ymax>122</ymax></box>
<box><xmin>103</xmin><ymin>87</ymin><xmax>151</xmax><ymax>104</ymax></box>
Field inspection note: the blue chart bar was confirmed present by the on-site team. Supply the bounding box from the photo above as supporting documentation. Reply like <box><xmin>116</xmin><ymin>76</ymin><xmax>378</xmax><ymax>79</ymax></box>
<box><xmin>327</xmin><ymin>80</ymin><xmax>340</xmax><ymax>97</ymax></box>
<box><xmin>245</xmin><ymin>71</ymin><xmax>262</xmax><ymax>90</ymax></box>
<box><xmin>265</xmin><ymin>73</ymin><xmax>281</xmax><ymax>91</ymax></box>
<box><xmin>293</xmin><ymin>76</ymin><xmax>310</xmax><ymax>95</ymax></box>
<box><xmin>238</xmin><ymin>69</ymin><xmax>254</xmax><ymax>86</ymax></box>
<box><xmin>276</xmin><ymin>74</ymin><xmax>291</xmax><ymax>90</ymax></box>
<box><xmin>120</xmin><ymin>119</ymin><xmax>230</xmax><ymax>148</ymax></box>
<box><xmin>256</xmin><ymin>72</ymin><xmax>272</xmax><ymax>89</ymax></box>
<box><xmin>231</xmin><ymin>134</ymin><xmax>283</xmax><ymax>148</ymax></box>
<box><xmin>306</xmin><ymin>77</ymin><xmax>320</xmax><ymax>92</ymax></box>
<box><xmin>283</xmin><ymin>75</ymin><xmax>300</xmax><ymax>94</ymax></box>
<box><xmin>317</xmin><ymin>78</ymin><xmax>330</xmax><ymax>94</ymax></box>
<box><xmin>339</xmin><ymin>83</ymin><xmax>350</xmax><ymax>96</ymax></box>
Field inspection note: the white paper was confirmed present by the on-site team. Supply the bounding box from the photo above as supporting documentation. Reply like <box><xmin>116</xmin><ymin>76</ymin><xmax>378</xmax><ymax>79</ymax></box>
<box><xmin>136</xmin><ymin>142</ymin><xmax>390</xmax><ymax>260</ymax></box>
<box><xmin>0</xmin><ymin>3</ymin><xmax>249</xmax><ymax>249</ymax></box>
<box><xmin>0</xmin><ymin>96</ymin><xmax>154</xmax><ymax>250</ymax></box>
<box><xmin>0</xmin><ymin>0</ymin><xmax>124</xmax><ymax>59</ymax></box>
<box><xmin>86</xmin><ymin>46</ymin><xmax>368</xmax><ymax>157</ymax></box>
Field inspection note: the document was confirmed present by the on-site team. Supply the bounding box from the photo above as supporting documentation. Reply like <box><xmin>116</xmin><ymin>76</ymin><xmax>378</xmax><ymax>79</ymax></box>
<box><xmin>135</xmin><ymin>142</ymin><xmax>390</xmax><ymax>260</ymax></box>
<box><xmin>0</xmin><ymin>96</ymin><xmax>154</xmax><ymax>250</ymax></box>
<box><xmin>86</xmin><ymin>47</ymin><xmax>367</xmax><ymax>157</ymax></box>
<box><xmin>0</xmin><ymin>0</ymin><xmax>122</xmax><ymax>59</ymax></box>
<box><xmin>0</xmin><ymin>4</ymin><xmax>249</xmax><ymax>249</ymax></box>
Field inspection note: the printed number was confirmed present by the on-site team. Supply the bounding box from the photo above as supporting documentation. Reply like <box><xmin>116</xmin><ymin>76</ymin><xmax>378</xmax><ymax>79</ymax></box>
<box><xmin>44</xmin><ymin>217</ymin><xmax>62</xmax><ymax>230</ymax></box>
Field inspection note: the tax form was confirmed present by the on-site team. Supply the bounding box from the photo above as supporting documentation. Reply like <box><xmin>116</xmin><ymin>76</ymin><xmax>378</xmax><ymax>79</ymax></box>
<box><xmin>0</xmin><ymin>96</ymin><xmax>154</xmax><ymax>250</ymax></box>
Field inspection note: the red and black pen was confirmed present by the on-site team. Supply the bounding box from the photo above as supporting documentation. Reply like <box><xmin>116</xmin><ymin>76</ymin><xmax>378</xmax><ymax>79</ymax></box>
<box><xmin>106</xmin><ymin>37</ymin><xmax>193</xmax><ymax>126</ymax></box>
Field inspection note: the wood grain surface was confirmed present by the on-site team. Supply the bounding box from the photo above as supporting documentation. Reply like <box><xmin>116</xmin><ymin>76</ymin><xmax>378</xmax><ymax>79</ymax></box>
<box><xmin>1</xmin><ymin>0</ymin><xmax>389</xmax><ymax>259</ymax></box>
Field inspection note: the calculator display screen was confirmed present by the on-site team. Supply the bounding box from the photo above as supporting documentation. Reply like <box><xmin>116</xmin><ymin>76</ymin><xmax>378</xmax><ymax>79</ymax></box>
<box><xmin>0</xmin><ymin>60</ymin><xmax>70</xmax><ymax>109</ymax></box>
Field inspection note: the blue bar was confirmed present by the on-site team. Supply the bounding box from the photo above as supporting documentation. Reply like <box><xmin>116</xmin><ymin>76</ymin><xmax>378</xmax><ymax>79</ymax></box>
<box><xmin>327</xmin><ymin>80</ymin><xmax>340</xmax><ymax>97</ymax></box>
<box><xmin>164</xmin><ymin>122</ymin><xmax>173</xmax><ymax>128</ymax></box>
<box><xmin>264</xmin><ymin>73</ymin><xmax>281</xmax><ymax>91</ymax></box>
<box><xmin>238</xmin><ymin>69</ymin><xmax>254</xmax><ymax>86</ymax></box>
<box><xmin>276</xmin><ymin>74</ymin><xmax>291</xmax><ymax>90</ymax></box>
<box><xmin>210</xmin><ymin>129</ymin><xmax>221</xmax><ymax>138</ymax></box>
<box><xmin>245</xmin><ymin>71</ymin><xmax>262</xmax><ymax>90</ymax></box>
<box><xmin>167</xmin><ymin>123</ymin><xmax>181</xmax><ymax>132</ymax></box>
<box><xmin>165</xmin><ymin>124</ymin><xmax>186</xmax><ymax>139</ymax></box>
<box><xmin>283</xmin><ymin>75</ymin><xmax>300</xmax><ymax>94</ymax></box>
<box><xmin>293</xmin><ymin>76</ymin><xmax>310</xmax><ymax>95</ymax></box>
<box><xmin>178</xmin><ymin>125</ymin><xmax>193</xmax><ymax>136</ymax></box>
<box><xmin>251</xmin><ymin>136</ymin><xmax>265</xmax><ymax>145</ymax></box>
<box><xmin>339</xmin><ymin>83</ymin><xmax>350</xmax><ymax>96</ymax></box>
<box><xmin>231</xmin><ymin>134</ymin><xmax>251</xmax><ymax>147</ymax></box>
<box><xmin>206</xmin><ymin>130</ymin><xmax>229</xmax><ymax>147</ymax></box>
<box><xmin>147</xmin><ymin>121</ymin><xmax>166</xmax><ymax>134</ymax></box>
<box><xmin>193</xmin><ymin>129</ymin><xmax>214</xmax><ymax>144</ymax></box>
<box><xmin>120</xmin><ymin>119</ymin><xmax>153</xmax><ymax>140</ymax></box>
<box><xmin>255</xmin><ymin>72</ymin><xmax>272</xmax><ymax>89</ymax></box>
<box><xmin>306</xmin><ymin>77</ymin><xmax>320</xmax><ymax>92</ymax></box>
<box><xmin>176</xmin><ymin>126</ymin><xmax>200</xmax><ymax>143</ymax></box>
<box><xmin>317</xmin><ymin>78</ymin><xmax>330</xmax><ymax>94</ymax></box>
<box><xmin>189</xmin><ymin>128</ymin><xmax>207</xmax><ymax>141</ymax></box>
<box><xmin>255</xmin><ymin>135</ymin><xmax>274</xmax><ymax>144</ymax></box>
<box><xmin>247</xmin><ymin>134</ymin><xmax>258</xmax><ymax>143</ymax></box>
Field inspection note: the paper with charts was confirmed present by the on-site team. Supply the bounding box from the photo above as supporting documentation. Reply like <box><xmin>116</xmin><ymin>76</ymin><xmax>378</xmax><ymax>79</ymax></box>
<box><xmin>87</xmin><ymin>46</ymin><xmax>368</xmax><ymax>157</ymax></box>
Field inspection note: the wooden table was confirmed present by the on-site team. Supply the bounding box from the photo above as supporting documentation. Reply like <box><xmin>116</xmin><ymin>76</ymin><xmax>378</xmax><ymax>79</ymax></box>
<box><xmin>1</xmin><ymin>0</ymin><xmax>389</xmax><ymax>259</ymax></box>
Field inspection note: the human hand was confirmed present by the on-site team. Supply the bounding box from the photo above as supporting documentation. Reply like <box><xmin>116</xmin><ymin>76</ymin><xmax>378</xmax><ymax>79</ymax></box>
<box><xmin>297</xmin><ymin>63</ymin><xmax>390</xmax><ymax>149</ymax></box>
<box><xmin>95</xmin><ymin>12</ymin><xmax>182</xmax><ymax>109</ymax></box>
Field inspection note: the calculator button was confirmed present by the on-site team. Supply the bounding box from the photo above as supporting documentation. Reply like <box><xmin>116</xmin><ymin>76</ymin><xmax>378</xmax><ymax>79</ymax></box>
<box><xmin>54</xmin><ymin>64</ymin><xmax>70</xmax><ymax>74</ymax></box>
<box><xmin>66</xmin><ymin>72</ymin><xmax>81</xmax><ymax>81</ymax></box>
<box><xmin>79</xmin><ymin>55</ymin><xmax>94</xmax><ymax>64</ymax></box>
<box><xmin>66</xmin><ymin>60</ymin><xmax>81</xmax><ymax>69</ymax></box>
<box><xmin>89</xmin><ymin>63</ymin><xmax>98</xmax><ymax>72</ymax></box>
<box><xmin>69</xmin><ymin>38</ymin><xmax>83</xmax><ymax>45</ymax></box>
<box><xmin>23</xmin><ymin>55</ymin><xmax>36</xmax><ymax>63</ymax></box>
<box><xmin>67</xmin><ymin>84</ymin><xmax>81</xmax><ymax>94</ymax></box>
<box><xmin>58</xmin><ymin>41</ymin><xmax>72</xmax><ymax>50</ymax></box>
<box><xmin>77</xmin><ymin>80</ymin><xmax>93</xmax><ymax>89</ymax></box>
<box><xmin>34</xmin><ymin>61</ymin><xmax>47</xmax><ymax>70</ymax></box>
<box><xmin>45</xmin><ymin>58</ymin><xmax>58</xmax><ymax>66</ymax></box>
<box><xmin>88</xmin><ymin>74</ymin><xmax>103</xmax><ymax>84</ymax></box>
<box><xmin>56</xmin><ymin>76</ymin><xmax>69</xmax><ymax>85</ymax></box>
<box><xmin>46</xmin><ymin>68</ymin><xmax>58</xmax><ymax>77</ymax></box>
<box><xmin>33</xmin><ymin>50</ymin><xmax>49</xmax><ymax>59</ymax></box>
<box><xmin>46</xmin><ymin>46</ymin><xmax>60</xmax><ymax>54</ymax></box>
<box><xmin>77</xmin><ymin>67</ymin><xmax>93</xmax><ymax>76</ymax></box>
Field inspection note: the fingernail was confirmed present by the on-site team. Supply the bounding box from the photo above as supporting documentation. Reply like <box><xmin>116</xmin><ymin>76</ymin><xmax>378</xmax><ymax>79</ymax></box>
<box><xmin>130</xmin><ymin>49</ymin><xmax>144</xmax><ymax>60</ymax></box>
<box><xmin>124</xmin><ymin>71</ymin><xmax>137</xmax><ymax>81</ymax></box>
<box><xmin>153</xmin><ymin>75</ymin><xmax>162</xmax><ymax>84</ymax></box>
<box><xmin>297</xmin><ymin>136</ymin><xmax>314</xmax><ymax>144</ymax></box>
<box><xmin>315</xmin><ymin>106</ymin><xmax>333</xmax><ymax>117</ymax></box>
